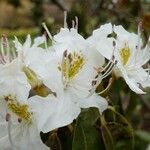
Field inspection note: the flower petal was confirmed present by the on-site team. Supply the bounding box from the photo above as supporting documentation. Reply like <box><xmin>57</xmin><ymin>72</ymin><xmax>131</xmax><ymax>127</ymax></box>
<box><xmin>29</xmin><ymin>93</ymin><xmax>81</xmax><ymax>133</ymax></box>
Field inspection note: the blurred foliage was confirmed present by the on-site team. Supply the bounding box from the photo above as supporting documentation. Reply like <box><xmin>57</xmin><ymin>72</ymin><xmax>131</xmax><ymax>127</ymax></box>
<box><xmin>0</xmin><ymin>28</ymin><xmax>39</xmax><ymax>40</ymax></box>
<box><xmin>0</xmin><ymin>0</ymin><xmax>150</xmax><ymax>150</ymax></box>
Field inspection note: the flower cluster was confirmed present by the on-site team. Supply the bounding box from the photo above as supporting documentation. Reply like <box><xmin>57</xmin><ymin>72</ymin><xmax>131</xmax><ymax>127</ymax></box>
<box><xmin>0</xmin><ymin>16</ymin><xmax>149</xmax><ymax>150</ymax></box>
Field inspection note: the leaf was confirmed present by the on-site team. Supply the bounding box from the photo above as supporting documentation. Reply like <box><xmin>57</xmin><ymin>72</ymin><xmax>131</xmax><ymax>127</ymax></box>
<box><xmin>57</xmin><ymin>126</ymin><xmax>73</xmax><ymax>150</ymax></box>
<box><xmin>72</xmin><ymin>108</ymin><xmax>104</xmax><ymax>150</ymax></box>
<box><xmin>107</xmin><ymin>107</ymin><xmax>134</xmax><ymax>150</ymax></box>
<box><xmin>125</xmin><ymin>91</ymin><xmax>139</xmax><ymax>116</ymax></box>
<box><xmin>46</xmin><ymin>131</ymin><xmax>62</xmax><ymax>150</ymax></box>
<box><xmin>101</xmin><ymin>116</ymin><xmax>114</xmax><ymax>150</ymax></box>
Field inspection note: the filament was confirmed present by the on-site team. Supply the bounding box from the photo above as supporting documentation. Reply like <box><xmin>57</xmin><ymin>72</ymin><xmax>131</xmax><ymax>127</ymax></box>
<box><xmin>75</xmin><ymin>16</ymin><xmax>78</xmax><ymax>30</ymax></box>
<box><xmin>6</xmin><ymin>114</ymin><xmax>18</xmax><ymax>150</ymax></box>
<box><xmin>135</xmin><ymin>22</ymin><xmax>142</xmax><ymax>64</ymax></box>
<box><xmin>42</xmin><ymin>23</ymin><xmax>53</xmax><ymax>40</ymax></box>
<box><xmin>64</xmin><ymin>11</ymin><xmax>68</xmax><ymax>28</ymax></box>
<box><xmin>72</xmin><ymin>20</ymin><xmax>75</xmax><ymax>28</ymax></box>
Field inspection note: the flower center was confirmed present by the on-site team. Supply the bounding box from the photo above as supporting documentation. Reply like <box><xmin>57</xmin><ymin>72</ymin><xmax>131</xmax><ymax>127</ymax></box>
<box><xmin>119</xmin><ymin>43</ymin><xmax>131</xmax><ymax>65</ymax></box>
<box><xmin>5</xmin><ymin>96</ymin><xmax>32</xmax><ymax>123</ymax></box>
<box><xmin>59</xmin><ymin>51</ymin><xmax>85</xmax><ymax>80</ymax></box>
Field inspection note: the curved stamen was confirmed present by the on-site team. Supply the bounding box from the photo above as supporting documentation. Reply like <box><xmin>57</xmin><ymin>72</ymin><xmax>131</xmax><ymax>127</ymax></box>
<box><xmin>42</xmin><ymin>23</ymin><xmax>53</xmax><ymax>40</ymax></box>
<box><xmin>96</xmin><ymin>41</ymin><xmax>115</xmax><ymax>75</ymax></box>
<box><xmin>135</xmin><ymin>21</ymin><xmax>142</xmax><ymax>64</ymax></box>
<box><xmin>97</xmin><ymin>77</ymin><xmax>113</xmax><ymax>95</ymax></box>
<box><xmin>72</xmin><ymin>20</ymin><xmax>75</xmax><ymax>28</ymax></box>
<box><xmin>145</xmin><ymin>64</ymin><xmax>150</xmax><ymax>81</ymax></box>
<box><xmin>89</xmin><ymin>42</ymin><xmax>116</xmax><ymax>96</ymax></box>
<box><xmin>6</xmin><ymin>113</ymin><xmax>18</xmax><ymax>150</ymax></box>
<box><xmin>64</xmin><ymin>11</ymin><xmax>68</xmax><ymax>28</ymax></box>
<box><xmin>101</xmin><ymin>61</ymin><xmax>117</xmax><ymax>79</ymax></box>
<box><xmin>0</xmin><ymin>35</ymin><xmax>16</xmax><ymax>64</ymax></box>
<box><xmin>75</xmin><ymin>16</ymin><xmax>78</xmax><ymax>30</ymax></box>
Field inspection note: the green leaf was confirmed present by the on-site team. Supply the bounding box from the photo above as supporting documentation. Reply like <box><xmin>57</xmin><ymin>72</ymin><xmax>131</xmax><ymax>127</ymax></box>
<box><xmin>101</xmin><ymin>116</ymin><xmax>114</xmax><ymax>150</ymax></box>
<box><xmin>57</xmin><ymin>126</ymin><xmax>73</xmax><ymax>150</ymax></box>
<box><xmin>107</xmin><ymin>107</ymin><xmax>134</xmax><ymax>150</ymax></box>
<box><xmin>72</xmin><ymin>108</ymin><xmax>104</xmax><ymax>150</ymax></box>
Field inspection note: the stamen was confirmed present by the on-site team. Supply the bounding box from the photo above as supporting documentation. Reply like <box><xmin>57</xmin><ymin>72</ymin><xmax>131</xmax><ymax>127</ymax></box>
<box><xmin>137</xmin><ymin>21</ymin><xmax>142</xmax><ymax>50</ymax></box>
<box><xmin>97</xmin><ymin>77</ymin><xmax>113</xmax><ymax>95</ymax></box>
<box><xmin>42</xmin><ymin>23</ymin><xmax>53</xmax><ymax>40</ymax></box>
<box><xmin>2</xmin><ymin>35</ymin><xmax>10</xmax><ymax>63</ymax></box>
<box><xmin>75</xmin><ymin>16</ymin><xmax>78</xmax><ymax>30</ymax></box>
<box><xmin>135</xmin><ymin>21</ymin><xmax>142</xmax><ymax>63</ymax></box>
<box><xmin>0</xmin><ymin>35</ymin><xmax>15</xmax><ymax>64</ymax></box>
<box><xmin>97</xmin><ymin>41</ymin><xmax>115</xmax><ymax>74</ymax></box>
<box><xmin>43</xmin><ymin>32</ymin><xmax>48</xmax><ymax>50</ymax></box>
<box><xmin>72</xmin><ymin>20</ymin><xmax>75</xmax><ymax>28</ymax></box>
<box><xmin>64</xmin><ymin>11</ymin><xmax>68</xmax><ymax>28</ymax></box>
<box><xmin>101</xmin><ymin>60</ymin><xmax>117</xmax><ymax>79</ymax></box>
<box><xmin>61</xmin><ymin>50</ymin><xmax>67</xmax><ymax>85</ymax></box>
<box><xmin>64</xmin><ymin>53</ymin><xmax>70</xmax><ymax>87</ymax></box>
<box><xmin>145</xmin><ymin>64</ymin><xmax>150</xmax><ymax>81</ymax></box>
<box><xmin>0</xmin><ymin>37</ymin><xmax>7</xmax><ymax>64</ymax></box>
<box><xmin>89</xmin><ymin>42</ymin><xmax>116</xmax><ymax>96</ymax></box>
<box><xmin>6</xmin><ymin>114</ymin><xmax>18</xmax><ymax>150</ymax></box>
<box><xmin>60</xmin><ymin>51</ymin><xmax>85</xmax><ymax>87</ymax></box>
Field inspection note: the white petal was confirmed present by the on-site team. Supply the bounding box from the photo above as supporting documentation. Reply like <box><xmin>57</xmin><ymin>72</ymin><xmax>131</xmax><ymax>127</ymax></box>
<box><xmin>76</xmin><ymin>93</ymin><xmax>108</xmax><ymax>114</ymax></box>
<box><xmin>15</xmin><ymin>123</ymin><xmax>49</xmax><ymax>150</ymax></box>
<box><xmin>23</xmin><ymin>34</ymin><xmax>31</xmax><ymax>51</ymax></box>
<box><xmin>117</xmin><ymin>63</ymin><xmax>145</xmax><ymax>94</ymax></box>
<box><xmin>88</xmin><ymin>23</ymin><xmax>114</xmax><ymax>59</ymax></box>
<box><xmin>128</xmin><ymin>68</ymin><xmax>150</xmax><ymax>88</ymax></box>
<box><xmin>14</xmin><ymin>37</ymin><xmax>23</xmax><ymax>52</ymax></box>
<box><xmin>0</xmin><ymin>60</ymin><xmax>31</xmax><ymax>103</ymax></box>
<box><xmin>29</xmin><ymin>93</ymin><xmax>80</xmax><ymax>133</ymax></box>
<box><xmin>33</xmin><ymin>36</ymin><xmax>46</xmax><ymax>47</ymax></box>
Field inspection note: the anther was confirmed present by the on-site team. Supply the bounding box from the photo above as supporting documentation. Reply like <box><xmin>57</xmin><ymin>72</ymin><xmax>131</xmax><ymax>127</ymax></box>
<box><xmin>6</xmin><ymin>113</ymin><xmax>11</xmax><ymax>122</ymax></box>
<box><xmin>92</xmin><ymin>80</ymin><xmax>97</xmax><ymax>86</ymax></box>
<box><xmin>113</xmin><ymin>41</ymin><xmax>116</xmax><ymax>46</ymax></box>
<box><xmin>68</xmin><ymin>53</ymin><xmax>72</xmax><ymax>63</ymax></box>
<box><xmin>63</xmin><ymin>50</ymin><xmax>68</xmax><ymax>57</ymax></box>
<box><xmin>18</xmin><ymin>118</ymin><xmax>22</xmax><ymax>123</ymax></box>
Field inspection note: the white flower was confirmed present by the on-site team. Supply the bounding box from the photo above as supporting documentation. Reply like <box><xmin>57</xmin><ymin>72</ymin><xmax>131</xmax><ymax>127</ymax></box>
<box><xmin>88</xmin><ymin>23</ymin><xmax>150</xmax><ymax>94</ymax></box>
<box><xmin>0</xmin><ymin>96</ymin><xmax>49</xmax><ymax>150</ymax></box>
<box><xmin>14</xmin><ymin>34</ymin><xmax>46</xmax><ymax>68</ymax></box>
<box><xmin>0</xmin><ymin>36</ymin><xmax>48</xmax><ymax>149</ymax></box>
<box><xmin>113</xmin><ymin>25</ymin><xmax>150</xmax><ymax>94</ymax></box>
<box><xmin>30</xmin><ymin>26</ymin><xmax>108</xmax><ymax>133</ymax></box>
<box><xmin>29</xmin><ymin>93</ymin><xmax>81</xmax><ymax>133</ymax></box>
<box><xmin>14</xmin><ymin>35</ymin><xmax>53</xmax><ymax>93</ymax></box>
<box><xmin>0</xmin><ymin>36</ymin><xmax>31</xmax><ymax>103</ymax></box>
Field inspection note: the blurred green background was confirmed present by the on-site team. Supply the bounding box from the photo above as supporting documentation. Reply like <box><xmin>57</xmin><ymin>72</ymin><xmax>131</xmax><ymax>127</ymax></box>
<box><xmin>0</xmin><ymin>0</ymin><xmax>149</xmax><ymax>149</ymax></box>
<box><xmin>0</xmin><ymin>0</ymin><xmax>149</xmax><ymax>39</ymax></box>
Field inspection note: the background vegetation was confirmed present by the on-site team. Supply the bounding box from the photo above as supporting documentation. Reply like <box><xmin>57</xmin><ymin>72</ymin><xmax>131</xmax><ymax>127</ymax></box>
<box><xmin>0</xmin><ymin>0</ymin><xmax>149</xmax><ymax>150</ymax></box>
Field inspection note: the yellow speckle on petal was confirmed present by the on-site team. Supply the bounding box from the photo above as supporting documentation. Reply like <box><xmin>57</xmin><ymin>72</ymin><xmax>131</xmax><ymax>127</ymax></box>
<box><xmin>59</xmin><ymin>51</ymin><xmax>85</xmax><ymax>80</ymax></box>
<box><xmin>120</xmin><ymin>44</ymin><xmax>131</xmax><ymax>65</ymax></box>
<box><xmin>5</xmin><ymin>96</ymin><xmax>32</xmax><ymax>123</ymax></box>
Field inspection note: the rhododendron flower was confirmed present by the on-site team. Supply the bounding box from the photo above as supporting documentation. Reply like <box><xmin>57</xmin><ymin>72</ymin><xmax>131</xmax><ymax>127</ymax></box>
<box><xmin>30</xmin><ymin>24</ymin><xmax>108</xmax><ymax>133</ymax></box>
<box><xmin>113</xmin><ymin>25</ymin><xmax>150</xmax><ymax>94</ymax></box>
<box><xmin>89</xmin><ymin>23</ymin><xmax>150</xmax><ymax>94</ymax></box>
